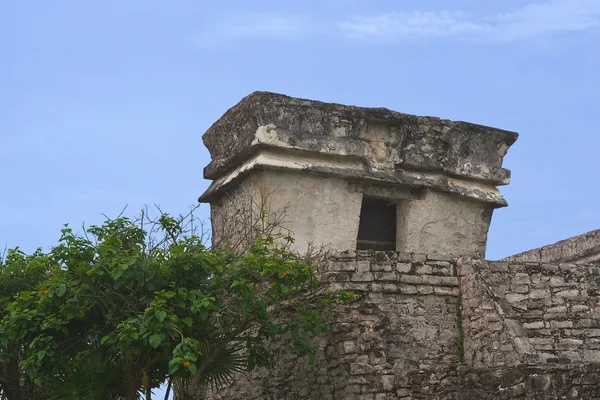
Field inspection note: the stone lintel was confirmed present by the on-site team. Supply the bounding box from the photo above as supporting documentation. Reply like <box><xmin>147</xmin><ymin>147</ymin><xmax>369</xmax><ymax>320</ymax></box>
<box><xmin>202</xmin><ymin>91</ymin><xmax>518</xmax><ymax>188</ymax></box>
<box><xmin>198</xmin><ymin>148</ymin><xmax>508</xmax><ymax>207</ymax></box>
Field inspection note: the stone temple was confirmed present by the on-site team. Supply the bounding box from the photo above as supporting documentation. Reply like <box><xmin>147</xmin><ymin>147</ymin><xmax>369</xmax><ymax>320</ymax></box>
<box><xmin>199</xmin><ymin>92</ymin><xmax>600</xmax><ymax>399</ymax></box>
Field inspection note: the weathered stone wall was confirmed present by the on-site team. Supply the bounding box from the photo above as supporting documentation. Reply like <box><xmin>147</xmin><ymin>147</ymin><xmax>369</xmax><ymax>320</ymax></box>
<box><xmin>396</xmin><ymin>190</ymin><xmax>493</xmax><ymax>258</ymax></box>
<box><xmin>396</xmin><ymin>362</ymin><xmax>600</xmax><ymax>399</ymax></box>
<box><xmin>461</xmin><ymin>259</ymin><xmax>600</xmax><ymax>364</ymax></box>
<box><xmin>201</xmin><ymin>92</ymin><xmax>518</xmax><ymax>258</ymax></box>
<box><xmin>210</xmin><ymin>251</ymin><xmax>462</xmax><ymax>400</ymax></box>
<box><xmin>201</xmin><ymin>92</ymin><xmax>517</xmax><ymax>188</ymax></box>
<box><xmin>502</xmin><ymin>229</ymin><xmax>600</xmax><ymax>264</ymax></box>
<box><xmin>458</xmin><ymin>257</ymin><xmax>537</xmax><ymax>366</ymax></box>
<box><xmin>210</xmin><ymin>167</ymin><xmax>494</xmax><ymax>257</ymax></box>
<box><xmin>209</xmin><ymin>169</ymin><xmax>364</xmax><ymax>252</ymax></box>
<box><xmin>209</xmin><ymin>254</ymin><xmax>600</xmax><ymax>399</ymax></box>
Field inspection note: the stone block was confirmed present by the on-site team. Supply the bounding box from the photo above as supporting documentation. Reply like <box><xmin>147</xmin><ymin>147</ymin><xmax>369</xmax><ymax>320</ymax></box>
<box><xmin>342</xmin><ymin>341</ymin><xmax>357</xmax><ymax>354</ymax></box>
<box><xmin>332</xmin><ymin>250</ymin><xmax>357</xmax><ymax>259</ymax></box>
<box><xmin>512</xmin><ymin>284</ymin><xmax>530</xmax><ymax>293</ymax></box>
<box><xmin>555</xmin><ymin>289</ymin><xmax>580</xmax><ymax>298</ymax></box>
<box><xmin>356</xmin><ymin>261</ymin><xmax>371</xmax><ymax>273</ymax></box>
<box><xmin>349</xmin><ymin>363</ymin><xmax>374</xmax><ymax>375</ymax></box>
<box><xmin>416</xmin><ymin>285</ymin><xmax>434</xmax><ymax>294</ymax></box>
<box><xmin>541</xmin><ymin>263</ymin><xmax>559</xmax><ymax>272</ymax></box>
<box><xmin>434</xmin><ymin>286</ymin><xmax>455</xmax><ymax>296</ymax></box>
<box><xmin>382</xmin><ymin>283</ymin><xmax>400</xmax><ymax>293</ymax></box>
<box><xmin>549</xmin><ymin>320</ymin><xmax>573</xmax><ymax>329</ymax></box>
<box><xmin>506</xmin><ymin>293</ymin><xmax>528</xmax><ymax>303</ymax></box>
<box><xmin>559</xmin><ymin>263</ymin><xmax>577</xmax><ymax>271</ymax></box>
<box><xmin>440</xmin><ymin>276</ymin><xmax>459</xmax><ymax>286</ymax></box>
<box><xmin>583</xmin><ymin>350</ymin><xmax>600</xmax><ymax>362</ymax></box>
<box><xmin>371</xmin><ymin>263</ymin><xmax>392</xmax><ymax>272</ymax></box>
<box><xmin>415</xmin><ymin>264</ymin><xmax>432</xmax><ymax>275</ymax></box>
<box><xmin>396</xmin><ymin>253</ymin><xmax>411</xmax><ymax>262</ymax></box>
<box><xmin>421</xmin><ymin>275</ymin><xmax>442</xmax><ymax>285</ymax></box>
<box><xmin>574</xmin><ymin>319</ymin><xmax>599</xmax><ymax>328</ymax></box>
<box><xmin>512</xmin><ymin>273</ymin><xmax>531</xmax><ymax>285</ymax></box>
<box><xmin>351</xmin><ymin>272</ymin><xmax>374</xmax><ymax>282</ymax></box>
<box><xmin>399</xmin><ymin>285</ymin><xmax>418</xmax><ymax>294</ymax></box>
<box><xmin>395</xmin><ymin>263</ymin><xmax>411</xmax><ymax>273</ymax></box>
<box><xmin>400</xmin><ymin>275</ymin><xmax>423</xmax><ymax>284</ymax></box>
<box><xmin>489</xmin><ymin>262</ymin><xmax>509</xmax><ymax>272</ymax></box>
<box><xmin>329</xmin><ymin>261</ymin><xmax>358</xmax><ymax>272</ymax></box>
<box><xmin>529</xmin><ymin>289</ymin><xmax>551</xmax><ymax>299</ymax></box>
<box><xmin>381</xmin><ymin>375</ymin><xmax>395</xmax><ymax>391</ymax></box>
<box><xmin>427</xmin><ymin>254</ymin><xmax>453</xmax><ymax>262</ymax></box>
<box><xmin>373</xmin><ymin>272</ymin><xmax>398</xmax><ymax>281</ymax></box>
<box><xmin>571</xmin><ymin>305</ymin><xmax>589</xmax><ymax>312</ymax></box>
<box><xmin>556</xmin><ymin>338</ymin><xmax>583</xmax><ymax>350</ymax></box>
<box><xmin>549</xmin><ymin>277</ymin><xmax>566</xmax><ymax>287</ymax></box>
<box><xmin>410</xmin><ymin>253</ymin><xmax>427</xmax><ymax>263</ymax></box>
<box><xmin>529</xmin><ymin>337</ymin><xmax>554</xmax><ymax>345</ymax></box>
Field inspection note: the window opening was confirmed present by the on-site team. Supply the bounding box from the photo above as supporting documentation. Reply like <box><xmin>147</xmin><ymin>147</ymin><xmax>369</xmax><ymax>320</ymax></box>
<box><xmin>356</xmin><ymin>197</ymin><xmax>396</xmax><ymax>251</ymax></box>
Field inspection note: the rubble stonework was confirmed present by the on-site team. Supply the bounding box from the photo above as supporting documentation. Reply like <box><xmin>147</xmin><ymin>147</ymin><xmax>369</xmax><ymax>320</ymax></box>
<box><xmin>460</xmin><ymin>259</ymin><xmax>600</xmax><ymax>364</ymax></box>
<box><xmin>210</xmin><ymin>251</ymin><xmax>462</xmax><ymax>400</ymax></box>
<box><xmin>503</xmin><ymin>229</ymin><xmax>600</xmax><ymax>264</ymax></box>
<box><xmin>199</xmin><ymin>93</ymin><xmax>600</xmax><ymax>398</ymax></box>
<box><xmin>209</xmin><ymin>252</ymin><xmax>600</xmax><ymax>399</ymax></box>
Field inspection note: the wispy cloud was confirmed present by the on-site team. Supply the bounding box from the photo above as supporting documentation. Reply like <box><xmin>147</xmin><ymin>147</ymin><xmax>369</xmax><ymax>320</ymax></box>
<box><xmin>192</xmin><ymin>13</ymin><xmax>317</xmax><ymax>47</ymax></box>
<box><xmin>193</xmin><ymin>0</ymin><xmax>600</xmax><ymax>46</ymax></box>
<box><xmin>339</xmin><ymin>11</ymin><xmax>485</xmax><ymax>41</ymax></box>
<box><xmin>340</xmin><ymin>0</ymin><xmax>600</xmax><ymax>42</ymax></box>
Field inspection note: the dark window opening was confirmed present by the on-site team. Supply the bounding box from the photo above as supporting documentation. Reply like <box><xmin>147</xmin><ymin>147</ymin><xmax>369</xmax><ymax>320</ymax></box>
<box><xmin>356</xmin><ymin>197</ymin><xmax>396</xmax><ymax>251</ymax></box>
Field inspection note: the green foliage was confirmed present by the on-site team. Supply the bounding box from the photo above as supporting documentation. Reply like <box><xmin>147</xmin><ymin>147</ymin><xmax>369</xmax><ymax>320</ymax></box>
<box><xmin>0</xmin><ymin>209</ymin><xmax>353</xmax><ymax>399</ymax></box>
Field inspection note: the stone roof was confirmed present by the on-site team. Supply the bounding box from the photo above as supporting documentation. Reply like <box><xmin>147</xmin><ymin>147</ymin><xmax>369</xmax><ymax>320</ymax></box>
<box><xmin>502</xmin><ymin>229</ymin><xmax>600</xmax><ymax>264</ymax></box>
<box><xmin>200</xmin><ymin>91</ymin><xmax>518</xmax><ymax>206</ymax></box>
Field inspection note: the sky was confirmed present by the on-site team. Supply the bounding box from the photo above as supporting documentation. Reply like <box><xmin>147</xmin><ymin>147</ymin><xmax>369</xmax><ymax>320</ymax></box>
<box><xmin>1</xmin><ymin>0</ymin><xmax>599</xmax><ymax>396</ymax></box>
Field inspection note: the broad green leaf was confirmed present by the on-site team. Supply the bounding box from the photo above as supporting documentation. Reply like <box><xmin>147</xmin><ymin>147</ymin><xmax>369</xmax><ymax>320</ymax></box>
<box><xmin>182</xmin><ymin>317</ymin><xmax>193</xmax><ymax>327</ymax></box>
<box><xmin>188</xmin><ymin>363</ymin><xmax>197</xmax><ymax>375</ymax></box>
<box><xmin>155</xmin><ymin>310</ymin><xmax>167</xmax><ymax>322</ymax></box>
<box><xmin>168</xmin><ymin>362</ymin><xmax>179</xmax><ymax>375</ymax></box>
<box><xmin>149</xmin><ymin>334</ymin><xmax>162</xmax><ymax>348</ymax></box>
<box><xmin>55</xmin><ymin>283</ymin><xmax>67</xmax><ymax>297</ymax></box>
<box><xmin>111</xmin><ymin>268</ymin><xmax>124</xmax><ymax>280</ymax></box>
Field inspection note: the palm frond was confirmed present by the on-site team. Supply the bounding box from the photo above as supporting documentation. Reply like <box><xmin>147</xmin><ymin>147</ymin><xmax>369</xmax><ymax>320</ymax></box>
<box><xmin>197</xmin><ymin>341</ymin><xmax>246</xmax><ymax>389</ymax></box>
<box><xmin>48</xmin><ymin>351</ymin><xmax>127</xmax><ymax>400</ymax></box>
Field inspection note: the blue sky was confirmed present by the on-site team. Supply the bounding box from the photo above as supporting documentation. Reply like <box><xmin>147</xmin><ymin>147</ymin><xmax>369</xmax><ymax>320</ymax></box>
<box><xmin>1</xmin><ymin>0</ymin><xmax>599</xmax><ymax>397</ymax></box>
<box><xmin>2</xmin><ymin>0</ymin><xmax>600</xmax><ymax>260</ymax></box>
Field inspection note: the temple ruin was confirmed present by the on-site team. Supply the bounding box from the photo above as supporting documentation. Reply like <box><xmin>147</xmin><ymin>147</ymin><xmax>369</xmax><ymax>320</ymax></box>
<box><xmin>199</xmin><ymin>92</ymin><xmax>600</xmax><ymax>399</ymax></box>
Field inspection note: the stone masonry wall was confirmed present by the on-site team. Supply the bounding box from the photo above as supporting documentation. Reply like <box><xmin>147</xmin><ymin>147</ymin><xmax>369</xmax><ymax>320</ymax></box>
<box><xmin>396</xmin><ymin>362</ymin><xmax>600</xmax><ymax>399</ymax></box>
<box><xmin>210</xmin><ymin>251</ymin><xmax>462</xmax><ymax>400</ymax></box>
<box><xmin>462</xmin><ymin>258</ymin><xmax>600</xmax><ymax>364</ymax></box>
<box><xmin>209</xmin><ymin>254</ymin><xmax>600</xmax><ymax>399</ymax></box>
<box><xmin>458</xmin><ymin>257</ymin><xmax>537</xmax><ymax>366</ymax></box>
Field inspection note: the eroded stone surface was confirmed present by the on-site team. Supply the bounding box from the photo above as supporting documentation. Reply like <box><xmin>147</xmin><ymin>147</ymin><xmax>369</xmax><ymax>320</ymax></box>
<box><xmin>207</xmin><ymin>254</ymin><xmax>600</xmax><ymax>399</ymax></box>
<box><xmin>202</xmin><ymin>92</ymin><xmax>517</xmax><ymax>185</ymax></box>
<box><xmin>502</xmin><ymin>229</ymin><xmax>600</xmax><ymax>264</ymax></box>
<box><xmin>199</xmin><ymin>93</ymin><xmax>600</xmax><ymax>398</ymax></box>
<box><xmin>201</xmin><ymin>93</ymin><xmax>517</xmax><ymax>256</ymax></box>
<box><xmin>199</xmin><ymin>92</ymin><xmax>517</xmax><ymax>208</ymax></box>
